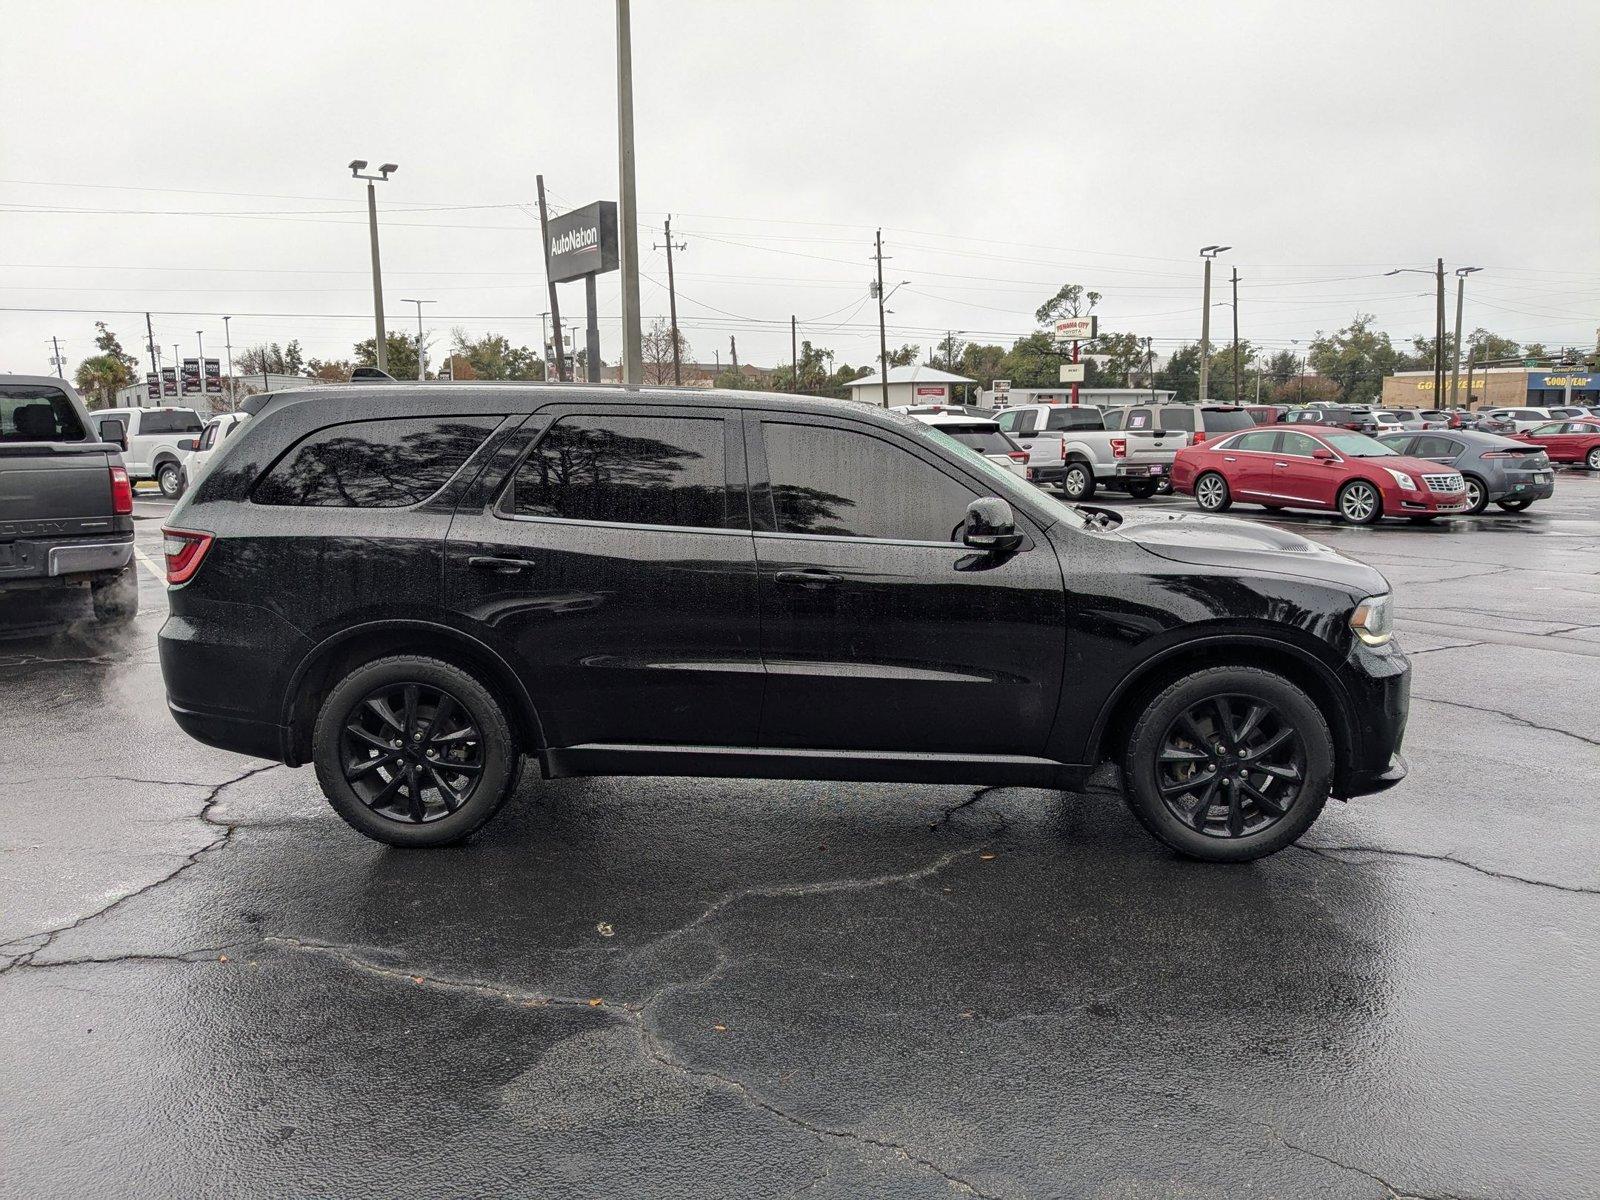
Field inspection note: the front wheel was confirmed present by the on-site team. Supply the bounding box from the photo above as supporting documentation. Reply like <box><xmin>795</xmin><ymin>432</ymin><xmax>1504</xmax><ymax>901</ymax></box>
<box><xmin>157</xmin><ymin>461</ymin><xmax>184</xmax><ymax>499</ymax></box>
<box><xmin>1586</xmin><ymin>446</ymin><xmax>1600</xmax><ymax>470</ymax></box>
<box><xmin>1123</xmin><ymin>666</ymin><xmax>1333</xmax><ymax>862</ymax></box>
<box><xmin>312</xmin><ymin>655</ymin><xmax>521</xmax><ymax>847</ymax></box>
<box><xmin>1496</xmin><ymin>497</ymin><xmax>1533</xmax><ymax>512</ymax></box>
<box><xmin>1460</xmin><ymin>474</ymin><xmax>1489</xmax><ymax>515</ymax></box>
<box><xmin>1060</xmin><ymin>461</ymin><xmax>1096</xmax><ymax>501</ymax></box>
<box><xmin>1194</xmin><ymin>471</ymin><xmax>1231</xmax><ymax>512</ymax></box>
<box><xmin>1337</xmin><ymin>479</ymin><xmax>1382</xmax><ymax>525</ymax></box>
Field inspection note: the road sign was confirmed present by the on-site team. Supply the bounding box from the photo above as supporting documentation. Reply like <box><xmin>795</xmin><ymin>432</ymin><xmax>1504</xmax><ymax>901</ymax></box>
<box><xmin>1053</xmin><ymin>317</ymin><xmax>1098</xmax><ymax>343</ymax></box>
<box><xmin>993</xmin><ymin>378</ymin><xmax>1011</xmax><ymax>394</ymax></box>
<box><xmin>1058</xmin><ymin>362</ymin><xmax>1086</xmax><ymax>384</ymax></box>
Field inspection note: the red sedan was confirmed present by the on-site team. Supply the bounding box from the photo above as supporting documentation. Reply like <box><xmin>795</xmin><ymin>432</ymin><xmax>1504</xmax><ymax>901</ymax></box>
<box><xmin>1172</xmin><ymin>425</ymin><xmax>1469</xmax><ymax>525</ymax></box>
<box><xmin>1514</xmin><ymin>418</ymin><xmax>1600</xmax><ymax>470</ymax></box>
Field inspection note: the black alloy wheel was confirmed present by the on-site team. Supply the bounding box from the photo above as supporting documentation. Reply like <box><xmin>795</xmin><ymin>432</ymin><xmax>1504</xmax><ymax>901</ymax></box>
<box><xmin>1154</xmin><ymin>694</ymin><xmax>1306</xmax><ymax>840</ymax></box>
<box><xmin>341</xmin><ymin>682</ymin><xmax>484</xmax><ymax>824</ymax></box>
<box><xmin>312</xmin><ymin>655</ymin><xmax>519</xmax><ymax>847</ymax></box>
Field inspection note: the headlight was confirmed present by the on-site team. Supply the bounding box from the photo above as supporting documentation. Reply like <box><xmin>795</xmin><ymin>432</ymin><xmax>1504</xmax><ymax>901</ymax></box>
<box><xmin>1383</xmin><ymin>467</ymin><xmax>1417</xmax><ymax>491</ymax></box>
<box><xmin>1350</xmin><ymin>594</ymin><xmax>1394</xmax><ymax>646</ymax></box>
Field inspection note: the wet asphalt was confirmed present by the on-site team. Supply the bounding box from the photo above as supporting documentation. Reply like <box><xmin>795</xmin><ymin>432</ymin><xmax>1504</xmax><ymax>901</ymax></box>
<box><xmin>2</xmin><ymin>477</ymin><xmax>1598</xmax><ymax>1199</ymax></box>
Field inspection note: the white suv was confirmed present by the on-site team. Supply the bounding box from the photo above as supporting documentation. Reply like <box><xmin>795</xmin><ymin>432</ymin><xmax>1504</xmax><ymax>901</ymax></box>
<box><xmin>91</xmin><ymin>406</ymin><xmax>206</xmax><ymax>497</ymax></box>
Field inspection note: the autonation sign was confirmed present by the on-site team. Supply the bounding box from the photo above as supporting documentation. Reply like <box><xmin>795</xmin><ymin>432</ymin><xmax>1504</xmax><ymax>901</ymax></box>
<box><xmin>547</xmin><ymin>200</ymin><xmax>620</xmax><ymax>283</ymax></box>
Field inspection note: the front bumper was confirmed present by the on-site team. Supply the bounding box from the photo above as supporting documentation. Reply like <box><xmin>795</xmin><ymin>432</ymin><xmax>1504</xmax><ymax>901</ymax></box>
<box><xmin>1335</xmin><ymin>642</ymin><xmax>1410</xmax><ymax>799</ymax></box>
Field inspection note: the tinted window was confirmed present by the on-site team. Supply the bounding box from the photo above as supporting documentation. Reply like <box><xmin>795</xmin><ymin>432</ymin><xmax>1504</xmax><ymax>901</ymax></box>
<box><xmin>0</xmin><ymin>383</ymin><xmax>87</xmax><ymax>443</ymax></box>
<box><xmin>1229</xmin><ymin>430</ymin><xmax>1279</xmax><ymax>452</ymax></box>
<box><xmin>763</xmin><ymin>422</ymin><xmax>975</xmax><ymax>543</ymax></box>
<box><xmin>1279</xmin><ymin>432</ymin><xmax>1324</xmax><ymax>456</ymax></box>
<box><xmin>1377</xmin><ymin>435</ymin><xmax>1413</xmax><ymax>454</ymax></box>
<box><xmin>1413</xmin><ymin>435</ymin><xmax>1461</xmax><ymax>458</ymax></box>
<box><xmin>940</xmin><ymin>425</ymin><xmax>1013</xmax><ymax>455</ymax></box>
<box><xmin>1159</xmin><ymin>408</ymin><xmax>1195</xmax><ymax>432</ymax></box>
<box><xmin>994</xmin><ymin>410</ymin><xmax>1021</xmax><ymax>433</ymax></box>
<box><xmin>1125</xmin><ymin>408</ymin><xmax>1153</xmax><ymax>431</ymax></box>
<box><xmin>1528</xmin><ymin>422</ymin><xmax>1564</xmax><ymax>435</ymax></box>
<box><xmin>140</xmin><ymin>410</ymin><xmax>204</xmax><ymax>434</ymax></box>
<box><xmin>507</xmin><ymin>414</ymin><xmax>728</xmax><ymax>529</ymax></box>
<box><xmin>1044</xmin><ymin>407</ymin><xmax>1104</xmax><ymax>431</ymax></box>
<box><xmin>255</xmin><ymin>416</ymin><xmax>499</xmax><ymax>507</ymax></box>
<box><xmin>199</xmin><ymin>423</ymin><xmax>219</xmax><ymax>450</ymax></box>
<box><xmin>1102</xmin><ymin>408</ymin><xmax>1127</xmax><ymax>430</ymax></box>
<box><xmin>1201</xmin><ymin>408</ymin><xmax>1254</xmax><ymax>433</ymax></box>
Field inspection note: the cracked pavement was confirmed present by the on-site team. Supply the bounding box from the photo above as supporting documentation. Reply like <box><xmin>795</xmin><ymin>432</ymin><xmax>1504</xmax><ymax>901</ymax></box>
<box><xmin>2</xmin><ymin>483</ymin><xmax>1599</xmax><ymax>1198</ymax></box>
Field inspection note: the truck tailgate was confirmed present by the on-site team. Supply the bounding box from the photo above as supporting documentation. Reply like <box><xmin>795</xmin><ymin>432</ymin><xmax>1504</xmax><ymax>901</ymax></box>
<box><xmin>1124</xmin><ymin>430</ymin><xmax>1185</xmax><ymax>462</ymax></box>
<box><xmin>0</xmin><ymin>447</ymin><xmax>117</xmax><ymax>538</ymax></box>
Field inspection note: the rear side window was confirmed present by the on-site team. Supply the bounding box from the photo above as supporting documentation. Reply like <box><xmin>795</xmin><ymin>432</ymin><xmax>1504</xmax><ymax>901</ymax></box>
<box><xmin>1412</xmin><ymin>435</ymin><xmax>1461</xmax><ymax>457</ymax></box>
<box><xmin>1102</xmin><ymin>408</ymin><xmax>1127</xmax><ymax>430</ymax></box>
<box><xmin>1044</xmin><ymin>407</ymin><xmax>1104</xmax><ymax>431</ymax></box>
<box><xmin>140</xmin><ymin>410</ymin><xmax>204</xmax><ymax>435</ymax></box>
<box><xmin>1201</xmin><ymin>408</ymin><xmax>1254</xmax><ymax>434</ymax></box>
<box><xmin>254</xmin><ymin>416</ymin><xmax>499</xmax><ymax>507</ymax></box>
<box><xmin>1228</xmin><ymin>430</ymin><xmax>1279</xmax><ymax>452</ymax></box>
<box><xmin>506</xmin><ymin>413</ymin><xmax>728</xmax><ymax>530</ymax></box>
<box><xmin>1158</xmin><ymin>408</ymin><xmax>1195</xmax><ymax>432</ymax></box>
<box><xmin>941</xmin><ymin>426</ymin><xmax>1013</xmax><ymax>455</ymax></box>
<box><xmin>1124</xmin><ymin>408</ymin><xmax>1153</xmax><ymax>431</ymax></box>
<box><xmin>0</xmin><ymin>384</ymin><xmax>87</xmax><ymax>443</ymax></box>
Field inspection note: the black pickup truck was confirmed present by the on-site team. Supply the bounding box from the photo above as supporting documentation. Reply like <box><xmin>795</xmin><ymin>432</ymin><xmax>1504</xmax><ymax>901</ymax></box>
<box><xmin>0</xmin><ymin>375</ymin><xmax>139</xmax><ymax>624</ymax></box>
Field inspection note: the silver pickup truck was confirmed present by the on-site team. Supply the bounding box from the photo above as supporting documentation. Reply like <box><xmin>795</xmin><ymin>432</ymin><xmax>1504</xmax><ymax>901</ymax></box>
<box><xmin>0</xmin><ymin>375</ymin><xmax>139</xmax><ymax>624</ymax></box>
<box><xmin>994</xmin><ymin>403</ymin><xmax>1186</xmax><ymax>499</ymax></box>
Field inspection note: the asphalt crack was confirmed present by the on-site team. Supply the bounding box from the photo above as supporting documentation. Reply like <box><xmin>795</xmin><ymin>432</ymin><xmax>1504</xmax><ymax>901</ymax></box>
<box><xmin>1265</xmin><ymin>1123</ymin><xmax>1476</xmax><ymax>1200</ymax></box>
<box><xmin>0</xmin><ymin>763</ymin><xmax>280</xmax><ymax>973</ymax></box>
<box><xmin>1411</xmin><ymin>693</ymin><xmax>1600</xmax><ymax>748</ymax></box>
<box><xmin>1297</xmin><ymin>843</ymin><xmax>1599</xmax><ymax>896</ymax></box>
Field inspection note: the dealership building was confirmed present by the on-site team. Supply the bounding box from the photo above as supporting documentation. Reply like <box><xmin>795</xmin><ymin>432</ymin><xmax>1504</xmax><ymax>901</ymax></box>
<box><xmin>1381</xmin><ymin>366</ymin><xmax>1600</xmax><ymax>410</ymax></box>
<box><xmin>843</xmin><ymin>365</ymin><xmax>975</xmax><ymax>407</ymax></box>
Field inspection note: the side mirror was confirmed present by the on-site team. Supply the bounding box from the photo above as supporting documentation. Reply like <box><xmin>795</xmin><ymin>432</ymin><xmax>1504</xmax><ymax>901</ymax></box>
<box><xmin>97</xmin><ymin>418</ymin><xmax>127</xmax><ymax>451</ymax></box>
<box><xmin>962</xmin><ymin>496</ymin><xmax>1024</xmax><ymax>554</ymax></box>
<box><xmin>178</xmin><ymin>437</ymin><xmax>199</xmax><ymax>452</ymax></box>
<box><xmin>1312</xmin><ymin>447</ymin><xmax>1337</xmax><ymax>461</ymax></box>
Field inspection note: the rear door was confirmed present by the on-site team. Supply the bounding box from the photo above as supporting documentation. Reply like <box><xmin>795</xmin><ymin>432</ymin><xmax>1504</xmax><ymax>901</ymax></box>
<box><xmin>748</xmin><ymin>413</ymin><xmax>1065</xmax><ymax>755</ymax></box>
<box><xmin>1217</xmin><ymin>429</ymin><xmax>1279</xmax><ymax>498</ymax></box>
<box><xmin>446</xmin><ymin>404</ymin><xmax>764</xmax><ymax>750</ymax></box>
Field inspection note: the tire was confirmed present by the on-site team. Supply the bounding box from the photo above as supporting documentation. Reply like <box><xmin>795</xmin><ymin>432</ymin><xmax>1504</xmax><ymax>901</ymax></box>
<box><xmin>1123</xmin><ymin>666</ymin><xmax>1333</xmax><ymax>863</ymax></box>
<box><xmin>91</xmin><ymin>568</ymin><xmax>139</xmax><ymax>624</ymax></box>
<box><xmin>1336</xmin><ymin>479</ymin><xmax>1382</xmax><ymax>525</ymax></box>
<box><xmin>1125</xmin><ymin>481</ymin><xmax>1158</xmax><ymax>499</ymax></box>
<box><xmin>1061</xmin><ymin>461</ymin><xmax>1096</xmax><ymax>501</ymax></box>
<box><xmin>156</xmin><ymin>461</ymin><xmax>184</xmax><ymax>499</ymax></box>
<box><xmin>1194</xmin><ymin>471</ymin><xmax>1231</xmax><ymax>512</ymax></box>
<box><xmin>1587</xmin><ymin>446</ymin><xmax>1600</xmax><ymax>470</ymax></box>
<box><xmin>312</xmin><ymin>655</ymin><xmax>521</xmax><ymax>847</ymax></box>
<box><xmin>1460</xmin><ymin>474</ymin><xmax>1489</xmax><ymax>515</ymax></box>
<box><xmin>1496</xmin><ymin>497</ymin><xmax>1533</xmax><ymax>512</ymax></box>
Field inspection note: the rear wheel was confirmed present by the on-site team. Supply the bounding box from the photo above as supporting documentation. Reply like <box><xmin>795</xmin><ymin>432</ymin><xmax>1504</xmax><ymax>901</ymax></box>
<box><xmin>156</xmin><ymin>461</ymin><xmax>184</xmax><ymax>499</ymax></box>
<box><xmin>91</xmin><ymin>568</ymin><xmax>139</xmax><ymax>624</ymax></box>
<box><xmin>1496</xmin><ymin>497</ymin><xmax>1533</xmax><ymax>512</ymax></box>
<box><xmin>1123</xmin><ymin>666</ymin><xmax>1333</xmax><ymax>862</ymax></box>
<box><xmin>1586</xmin><ymin>446</ymin><xmax>1600</xmax><ymax>470</ymax></box>
<box><xmin>1336</xmin><ymin>479</ymin><xmax>1382</xmax><ymax>525</ymax></box>
<box><xmin>313</xmin><ymin>655</ymin><xmax>520</xmax><ymax>847</ymax></box>
<box><xmin>1460</xmin><ymin>474</ymin><xmax>1489</xmax><ymax>515</ymax></box>
<box><xmin>1060</xmin><ymin>461</ymin><xmax>1096</xmax><ymax>501</ymax></box>
<box><xmin>1125</xmin><ymin>480</ymin><xmax>1158</xmax><ymax>499</ymax></box>
<box><xmin>1194</xmin><ymin>471</ymin><xmax>1231</xmax><ymax>512</ymax></box>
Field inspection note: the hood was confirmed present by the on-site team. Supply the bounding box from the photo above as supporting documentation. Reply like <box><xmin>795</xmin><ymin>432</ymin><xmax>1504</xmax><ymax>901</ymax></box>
<box><xmin>1112</xmin><ymin>510</ymin><xmax>1388</xmax><ymax>594</ymax></box>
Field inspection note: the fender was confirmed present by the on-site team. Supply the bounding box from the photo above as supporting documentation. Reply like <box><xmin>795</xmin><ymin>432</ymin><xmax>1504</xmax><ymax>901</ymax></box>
<box><xmin>279</xmin><ymin>617</ymin><xmax>548</xmax><ymax>750</ymax></box>
<box><xmin>1082</xmin><ymin>631</ymin><xmax>1357</xmax><ymax>764</ymax></box>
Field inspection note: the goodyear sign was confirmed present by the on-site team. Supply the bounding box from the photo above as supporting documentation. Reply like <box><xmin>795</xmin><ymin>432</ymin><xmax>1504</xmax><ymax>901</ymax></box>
<box><xmin>1531</xmin><ymin>372</ymin><xmax>1594</xmax><ymax>389</ymax></box>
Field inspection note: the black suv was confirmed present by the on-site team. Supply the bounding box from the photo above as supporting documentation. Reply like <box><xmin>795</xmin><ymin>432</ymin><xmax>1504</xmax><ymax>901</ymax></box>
<box><xmin>159</xmin><ymin>385</ymin><xmax>1409</xmax><ymax>862</ymax></box>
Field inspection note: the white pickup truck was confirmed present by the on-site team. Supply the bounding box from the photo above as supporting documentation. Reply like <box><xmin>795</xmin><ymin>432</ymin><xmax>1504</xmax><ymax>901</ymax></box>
<box><xmin>994</xmin><ymin>403</ymin><xmax>1186</xmax><ymax>500</ymax></box>
<box><xmin>90</xmin><ymin>405</ymin><xmax>206</xmax><ymax>498</ymax></box>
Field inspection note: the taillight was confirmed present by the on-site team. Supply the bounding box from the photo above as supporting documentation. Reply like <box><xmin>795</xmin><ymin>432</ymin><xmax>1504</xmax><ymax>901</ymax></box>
<box><xmin>1111</xmin><ymin>438</ymin><xmax>1127</xmax><ymax>459</ymax></box>
<box><xmin>1192</xmin><ymin>431</ymin><xmax>1209</xmax><ymax>443</ymax></box>
<box><xmin>162</xmin><ymin>527</ymin><xmax>214</xmax><ymax>586</ymax></box>
<box><xmin>1007</xmin><ymin>449</ymin><xmax>1029</xmax><ymax>463</ymax></box>
<box><xmin>1479</xmin><ymin>450</ymin><xmax>1521</xmax><ymax>459</ymax></box>
<box><xmin>109</xmin><ymin>466</ymin><xmax>133</xmax><ymax>515</ymax></box>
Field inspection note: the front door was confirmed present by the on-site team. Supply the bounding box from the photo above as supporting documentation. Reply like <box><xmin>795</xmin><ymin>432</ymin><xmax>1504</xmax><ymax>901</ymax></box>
<box><xmin>747</xmin><ymin>415</ymin><xmax>1066</xmax><ymax>756</ymax></box>
<box><xmin>1273</xmin><ymin>430</ymin><xmax>1343</xmax><ymax>508</ymax></box>
<box><xmin>446</xmin><ymin>405</ymin><xmax>764</xmax><ymax>750</ymax></box>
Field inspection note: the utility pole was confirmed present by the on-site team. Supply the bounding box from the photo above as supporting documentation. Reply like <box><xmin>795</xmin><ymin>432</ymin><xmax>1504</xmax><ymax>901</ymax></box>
<box><xmin>349</xmin><ymin>159</ymin><xmax>397</xmax><ymax>371</ymax></box>
<box><xmin>1230</xmin><ymin>266</ymin><xmax>1241</xmax><ymax>404</ymax></box>
<box><xmin>222</xmin><ymin>315</ymin><xmax>236</xmax><ymax>410</ymax></box>
<box><xmin>1144</xmin><ymin>337</ymin><xmax>1155</xmax><ymax>402</ymax></box>
<box><xmin>1433</xmin><ymin>257</ymin><xmax>1445</xmax><ymax>404</ymax></box>
<box><xmin>1464</xmin><ymin>347</ymin><xmax>1477</xmax><ymax>411</ymax></box>
<box><xmin>172</xmin><ymin>344</ymin><xmax>182</xmax><ymax>397</ymax></box>
<box><xmin>144</xmin><ymin>312</ymin><xmax>159</xmax><ymax>379</ymax></box>
<box><xmin>874</xmin><ymin>229</ymin><xmax>889</xmax><ymax>408</ymax></box>
<box><xmin>730</xmin><ymin>336</ymin><xmax>739</xmax><ymax>373</ymax></box>
<box><xmin>653</xmin><ymin>215</ymin><xmax>686</xmax><ymax>385</ymax></box>
<box><xmin>196</xmin><ymin>331</ymin><xmax>206</xmax><ymax>406</ymax></box>
<box><xmin>50</xmin><ymin>336</ymin><xmax>66</xmax><ymax>379</ymax></box>
<box><xmin>1450</xmin><ymin>267</ymin><xmax>1481</xmax><ymax>407</ymax></box>
<box><xmin>400</xmin><ymin>299</ymin><xmax>435</xmax><ymax>381</ymax></box>
<box><xmin>536</xmin><ymin>175</ymin><xmax>565</xmax><ymax>382</ymax></box>
<box><xmin>615</xmin><ymin>0</ymin><xmax>643</xmax><ymax>386</ymax></box>
<box><xmin>791</xmin><ymin>315</ymin><xmax>799</xmax><ymax>393</ymax></box>
<box><xmin>539</xmin><ymin>311</ymin><xmax>550</xmax><ymax>379</ymax></box>
<box><xmin>1198</xmin><ymin>245</ymin><xmax>1229</xmax><ymax>400</ymax></box>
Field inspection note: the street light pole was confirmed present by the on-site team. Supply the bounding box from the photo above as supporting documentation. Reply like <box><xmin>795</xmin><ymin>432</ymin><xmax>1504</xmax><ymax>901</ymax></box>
<box><xmin>196</xmin><ymin>331</ymin><xmax>205</xmax><ymax>407</ymax></box>
<box><xmin>1198</xmin><ymin>245</ymin><xmax>1230</xmax><ymax>401</ymax></box>
<box><xmin>1230</xmin><ymin>265</ymin><xmax>1241</xmax><ymax>405</ymax></box>
<box><xmin>400</xmin><ymin>299</ymin><xmax>435</xmax><ymax>381</ymax></box>
<box><xmin>875</xmin><ymin>229</ymin><xmax>890</xmax><ymax>408</ymax></box>
<box><xmin>1450</xmin><ymin>267</ymin><xmax>1481</xmax><ymax>408</ymax></box>
<box><xmin>222</xmin><ymin>315</ymin><xmax>235</xmax><ymax>410</ymax></box>
<box><xmin>615</xmin><ymin>0</ymin><xmax>643</xmax><ymax>386</ymax></box>
<box><xmin>1386</xmin><ymin>261</ymin><xmax>1449</xmax><ymax>406</ymax></box>
<box><xmin>349</xmin><ymin>159</ymin><xmax>398</xmax><ymax>371</ymax></box>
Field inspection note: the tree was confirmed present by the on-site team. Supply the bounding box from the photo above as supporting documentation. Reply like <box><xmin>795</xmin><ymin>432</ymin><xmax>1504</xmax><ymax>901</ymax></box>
<box><xmin>354</xmin><ymin>332</ymin><xmax>422</xmax><ymax>380</ymax></box>
<box><xmin>641</xmin><ymin>319</ymin><xmax>692</xmax><ymax>385</ymax></box>
<box><xmin>1088</xmin><ymin>331</ymin><xmax>1148</xmax><ymax>385</ymax></box>
<box><xmin>73</xmin><ymin>354</ymin><xmax>134</xmax><ymax>408</ymax></box>
<box><xmin>770</xmin><ymin>339</ymin><xmax>838</xmax><ymax>395</ymax></box>
<box><xmin>449</xmin><ymin>328</ymin><xmax>543</xmax><ymax>380</ymax></box>
<box><xmin>93</xmin><ymin>322</ymin><xmax>139</xmax><ymax>375</ymax></box>
<box><xmin>956</xmin><ymin>342</ymin><xmax>1007</xmax><ymax>387</ymax></box>
<box><xmin>1034</xmin><ymin>283</ymin><xmax>1101</xmax><ymax>328</ymax></box>
<box><xmin>1156</xmin><ymin>344</ymin><xmax>1201</xmax><ymax>404</ymax></box>
<box><xmin>885</xmin><ymin>343</ymin><xmax>920</xmax><ymax>368</ymax></box>
<box><xmin>304</xmin><ymin>358</ymin><xmax>351</xmax><ymax>383</ymax></box>
<box><xmin>1271</xmin><ymin>375</ymin><xmax>1340</xmax><ymax>406</ymax></box>
<box><xmin>1265</xmin><ymin>350</ymin><xmax>1302</xmax><ymax>385</ymax></box>
<box><xmin>995</xmin><ymin>332</ymin><xmax>1062</xmax><ymax>388</ymax></box>
<box><xmin>1308</xmin><ymin>314</ymin><xmax>1399</xmax><ymax>403</ymax></box>
<box><xmin>237</xmin><ymin>340</ymin><xmax>306</xmax><ymax>376</ymax></box>
<box><xmin>1466</xmin><ymin>329</ymin><xmax>1522</xmax><ymax>364</ymax></box>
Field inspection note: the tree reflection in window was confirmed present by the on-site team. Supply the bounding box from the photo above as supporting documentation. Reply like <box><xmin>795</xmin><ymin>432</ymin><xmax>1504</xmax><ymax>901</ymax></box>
<box><xmin>254</xmin><ymin>417</ymin><xmax>499</xmax><ymax>507</ymax></box>
<box><xmin>510</xmin><ymin>415</ymin><xmax>728</xmax><ymax>530</ymax></box>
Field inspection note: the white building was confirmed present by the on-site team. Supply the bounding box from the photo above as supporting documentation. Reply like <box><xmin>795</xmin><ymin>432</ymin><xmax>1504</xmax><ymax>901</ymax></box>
<box><xmin>842</xmin><ymin>365</ymin><xmax>975</xmax><ymax>408</ymax></box>
<box><xmin>976</xmin><ymin>386</ymin><xmax>1176</xmax><ymax>410</ymax></box>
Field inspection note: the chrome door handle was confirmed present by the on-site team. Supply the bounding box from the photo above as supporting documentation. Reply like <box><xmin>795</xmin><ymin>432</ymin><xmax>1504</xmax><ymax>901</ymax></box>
<box><xmin>1273</xmin><ymin>461</ymin><xmax>1288</xmax><ymax>467</ymax></box>
<box><xmin>774</xmin><ymin>569</ymin><xmax>840</xmax><ymax>589</ymax></box>
<box><xmin>468</xmin><ymin>555</ymin><xmax>534</xmax><ymax>574</ymax></box>
<box><xmin>1223</xmin><ymin>456</ymin><xmax>1236</xmax><ymax>462</ymax></box>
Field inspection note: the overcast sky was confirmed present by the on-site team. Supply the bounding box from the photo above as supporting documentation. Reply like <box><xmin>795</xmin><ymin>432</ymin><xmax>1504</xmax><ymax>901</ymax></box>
<box><xmin>3</xmin><ymin>0</ymin><xmax>1597</xmax><ymax>383</ymax></box>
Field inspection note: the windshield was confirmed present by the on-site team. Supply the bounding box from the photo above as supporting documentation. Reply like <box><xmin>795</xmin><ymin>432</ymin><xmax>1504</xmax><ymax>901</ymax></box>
<box><xmin>1323</xmin><ymin>431</ymin><xmax>1397</xmax><ymax>457</ymax></box>
<box><xmin>914</xmin><ymin>423</ymin><xmax>1087</xmax><ymax>529</ymax></box>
